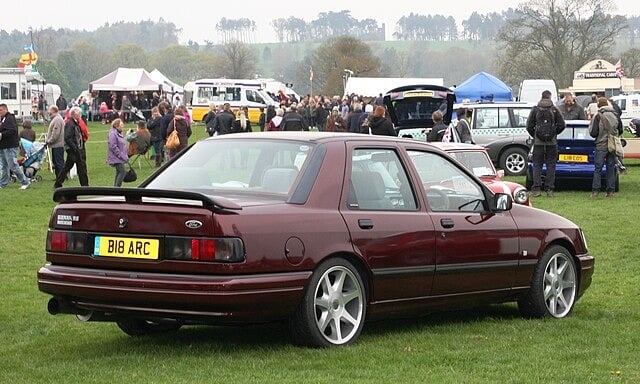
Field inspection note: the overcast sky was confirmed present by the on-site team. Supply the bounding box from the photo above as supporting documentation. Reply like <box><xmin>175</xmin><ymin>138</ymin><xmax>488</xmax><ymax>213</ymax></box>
<box><xmin>7</xmin><ymin>0</ymin><xmax>638</xmax><ymax>44</ymax></box>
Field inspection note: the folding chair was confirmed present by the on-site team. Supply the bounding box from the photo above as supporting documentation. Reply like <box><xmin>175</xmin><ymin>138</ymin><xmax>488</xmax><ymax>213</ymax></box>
<box><xmin>130</xmin><ymin>145</ymin><xmax>153</xmax><ymax>169</ymax></box>
<box><xmin>129</xmin><ymin>133</ymin><xmax>153</xmax><ymax>169</ymax></box>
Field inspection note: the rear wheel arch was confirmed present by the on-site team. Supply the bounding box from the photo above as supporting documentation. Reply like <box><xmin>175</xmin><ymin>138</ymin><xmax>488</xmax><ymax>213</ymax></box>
<box><xmin>290</xmin><ymin>254</ymin><xmax>369</xmax><ymax>347</ymax></box>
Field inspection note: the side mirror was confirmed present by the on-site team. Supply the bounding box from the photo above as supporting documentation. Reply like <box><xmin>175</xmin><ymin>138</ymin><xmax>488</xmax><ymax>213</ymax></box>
<box><xmin>525</xmin><ymin>137</ymin><xmax>534</xmax><ymax>146</ymax></box>
<box><xmin>491</xmin><ymin>193</ymin><xmax>513</xmax><ymax>212</ymax></box>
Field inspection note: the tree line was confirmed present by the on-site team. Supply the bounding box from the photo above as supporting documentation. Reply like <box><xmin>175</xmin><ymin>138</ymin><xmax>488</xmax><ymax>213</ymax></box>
<box><xmin>1</xmin><ymin>0</ymin><xmax>638</xmax><ymax>100</ymax></box>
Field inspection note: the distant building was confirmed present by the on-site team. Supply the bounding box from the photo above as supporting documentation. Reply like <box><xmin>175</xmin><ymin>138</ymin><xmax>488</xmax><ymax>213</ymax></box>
<box><xmin>562</xmin><ymin>59</ymin><xmax>636</xmax><ymax>96</ymax></box>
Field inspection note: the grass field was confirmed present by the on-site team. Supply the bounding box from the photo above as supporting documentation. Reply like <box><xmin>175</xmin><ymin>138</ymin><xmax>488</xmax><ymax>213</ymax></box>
<box><xmin>1</xmin><ymin>121</ymin><xmax>639</xmax><ymax>383</ymax></box>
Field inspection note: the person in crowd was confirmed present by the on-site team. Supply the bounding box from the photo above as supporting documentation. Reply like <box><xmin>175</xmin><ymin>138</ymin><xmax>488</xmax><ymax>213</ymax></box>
<box><xmin>368</xmin><ymin>106</ymin><xmax>396</xmax><ymax>136</ymax></box>
<box><xmin>77</xmin><ymin>97</ymin><xmax>89</xmax><ymax>123</ymax></box>
<box><xmin>326</xmin><ymin>106</ymin><xmax>347</xmax><ymax>132</ymax></box>
<box><xmin>347</xmin><ymin>103</ymin><xmax>364</xmax><ymax>133</ymax></box>
<box><xmin>150</xmin><ymin>92</ymin><xmax>160</xmax><ymax>108</ymax></box>
<box><xmin>31</xmin><ymin>94</ymin><xmax>39</xmax><ymax>121</ymax></box>
<box><xmin>179</xmin><ymin>104</ymin><xmax>191</xmax><ymax>127</ymax></box>
<box><xmin>232</xmin><ymin>108</ymin><xmax>252</xmax><ymax>133</ymax></box>
<box><xmin>147</xmin><ymin>106</ymin><xmax>164</xmax><ymax>167</ymax></box>
<box><xmin>158</xmin><ymin>101</ymin><xmax>174</xmax><ymax>164</ymax></box>
<box><xmin>137</xmin><ymin>92</ymin><xmax>151</xmax><ymax>120</ymax></box>
<box><xmin>558</xmin><ymin>93</ymin><xmax>586</xmax><ymax>120</ymax></box>
<box><xmin>203</xmin><ymin>103</ymin><xmax>218</xmax><ymax>136</ymax></box>
<box><xmin>166</xmin><ymin>107</ymin><xmax>192</xmax><ymax>160</ymax></box>
<box><xmin>315</xmin><ymin>101</ymin><xmax>329</xmax><ymax>131</ymax></box>
<box><xmin>589</xmin><ymin>97</ymin><xmax>624</xmax><ymax>198</ymax></box>
<box><xmin>126</xmin><ymin>120</ymin><xmax>151</xmax><ymax>158</ymax></box>
<box><xmin>212</xmin><ymin>103</ymin><xmax>236</xmax><ymax>135</ymax></box>
<box><xmin>265</xmin><ymin>105</ymin><xmax>276</xmax><ymax>128</ymax></box>
<box><xmin>38</xmin><ymin>93</ymin><xmax>47</xmax><ymax>121</ymax></box>
<box><xmin>427</xmin><ymin>110</ymin><xmax>448</xmax><ymax>142</ymax></box>
<box><xmin>526</xmin><ymin>90</ymin><xmax>565</xmax><ymax>198</ymax></box>
<box><xmin>586</xmin><ymin>93</ymin><xmax>599</xmax><ymax>120</ymax></box>
<box><xmin>0</xmin><ymin>103</ymin><xmax>30</xmax><ymax>189</ymax></box>
<box><xmin>374</xmin><ymin>93</ymin><xmax>384</xmax><ymax>106</ymax></box>
<box><xmin>99</xmin><ymin>101</ymin><xmax>113</xmax><ymax>124</ymax></box>
<box><xmin>258</xmin><ymin>107</ymin><xmax>266</xmax><ymax>132</ymax></box>
<box><xmin>308</xmin><ymin>100</ymin><xmax>317</xmax><ymax>130</ymax></box>
<box><xmin>56</xmin><ymin>94</ymin><xmax>68</xmax><ymax>118</ymax></box>
<box><xmin>267</xmin><ymin>108</ymin><xmax>284</xmax><ymax>131</ymax></box>
<box><xmin>455</xmin><ymin>108</ymin><xmax>473</xmax><ymax>143</ymax></box>
<box><xmin>54</xmin><ymin>107</ymin><xmax>88</xmax><ymax>188</ymax></box>
<box><xmin>357</xmin><ymin>104</ymin><xmax>374</xmax><ymax>134</ymax></box>
<box><xmin>107</xmin><ymin>118</ymin><xmax>128</xmax><ymax>187</ymax></box>
<box><xmin>608</xmin><ymin>97</ymin><xmax>622</xmax><ymax>117</ymax></box>
<box><xmin>630</xmin><ymin>117</ymin><xmax>640</xmax><ymax>137</ymax></box>
<box><xmin>19</xmin><ymin>118</ymin><xmax>36</xmax><ymax>142</ymax></box>
<box><xmin>66</xmin><ymin>106</ymin><xmax>90</xmax><ymax>168</ymax></box>
<box><xmin>120</xmin><ymin>94</ymin><xmax>133</xmax><ymax>122</ymax></box>
<box><xmin>281</xmin><ymin>105</ymin><xmax>308</xmax><ymax>131</ymax></box>
<box><xmin>340</xmin><ymin>98</ymin><xmax>350</xmax><ymax>120</ymax></box>
<box><xmin>46</xmin><ymin>105</ymin><xmax>65</xmax><ymax>179</ymax></box>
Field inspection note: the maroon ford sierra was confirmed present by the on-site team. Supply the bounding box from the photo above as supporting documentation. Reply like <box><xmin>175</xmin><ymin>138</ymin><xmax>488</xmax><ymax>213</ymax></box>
<box><xmin>38</xmin><ymin>132</ymin><xmax>593</xmax><ymax>347</ymax></box>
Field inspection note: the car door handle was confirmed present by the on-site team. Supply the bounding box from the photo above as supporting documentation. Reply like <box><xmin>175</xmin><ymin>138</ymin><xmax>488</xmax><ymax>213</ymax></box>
<box><xmin>358</xmin><ymin>219</ymin><xmax>374</xmax><ymax>229</ymax></box>
<box><xmin>440</xmin><ymin>218</ymin><xmax>455</xmax><ymax>228</ymax></box>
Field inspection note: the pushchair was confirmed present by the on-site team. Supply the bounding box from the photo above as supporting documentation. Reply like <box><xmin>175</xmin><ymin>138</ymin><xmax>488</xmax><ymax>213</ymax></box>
<box><xmin>18</xmin><ymin>138</ymin><xmax>48</xmax><ymax>182</ymax></box>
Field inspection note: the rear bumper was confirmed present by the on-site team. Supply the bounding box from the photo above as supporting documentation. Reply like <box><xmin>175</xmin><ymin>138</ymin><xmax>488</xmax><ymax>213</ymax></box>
<box><xmin>38</xmin><ymin>264</ymin><xmax>311</xmax><ymax>323</ymax></box>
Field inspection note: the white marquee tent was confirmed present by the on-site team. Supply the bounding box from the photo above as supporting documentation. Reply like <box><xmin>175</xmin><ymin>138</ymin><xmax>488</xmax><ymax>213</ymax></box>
<box><xmin>89</xmin><ymin>67</ymin><xmax>162</xmax><ymax>92</ymax></box>
<box><xmin>149</xmin><ymin>69</ymin><xmax>183</xmax><ymax>95</ymax></box>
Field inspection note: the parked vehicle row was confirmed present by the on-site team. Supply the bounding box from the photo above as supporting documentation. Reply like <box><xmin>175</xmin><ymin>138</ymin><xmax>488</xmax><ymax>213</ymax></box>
<box><xmin>385</xmin><ymin>84</ymin><xmax>534</xmax><ymax>177</ymax></box>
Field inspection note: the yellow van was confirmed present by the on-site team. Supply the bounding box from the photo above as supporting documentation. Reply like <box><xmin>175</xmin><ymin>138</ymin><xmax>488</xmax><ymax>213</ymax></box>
<box><xmin>185</xmin><ymin>79</ymin><xmax>279</xmax><ymax>125</ymax></box>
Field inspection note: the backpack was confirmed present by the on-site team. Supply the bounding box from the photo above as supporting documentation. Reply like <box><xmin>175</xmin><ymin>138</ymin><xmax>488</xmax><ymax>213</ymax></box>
<box><xmin>534</xmin><ymin>106</ymin><xmax>556</xmax><ymax>141</ymax></box>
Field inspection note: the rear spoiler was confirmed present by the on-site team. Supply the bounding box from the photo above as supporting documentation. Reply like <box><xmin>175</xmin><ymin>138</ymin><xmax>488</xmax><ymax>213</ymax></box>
<box><xmin>53</xmin><ymin>187</ymin><xmax>242</xmax><ymax>211</ymax></box>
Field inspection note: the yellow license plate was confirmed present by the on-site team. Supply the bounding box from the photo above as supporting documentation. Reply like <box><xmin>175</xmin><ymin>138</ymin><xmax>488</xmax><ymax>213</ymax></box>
<box><xmin>559</xmin><ymin>154</ymin><xmax>588</xmax><ymax>163</ymax></box>
<box><xmin>94</xmin><ymin>236</ymin><xmax>159</xmax><ymax>259</ymax></box>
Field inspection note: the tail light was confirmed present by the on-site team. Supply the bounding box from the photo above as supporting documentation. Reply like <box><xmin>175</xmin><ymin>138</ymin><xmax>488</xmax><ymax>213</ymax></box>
<box><xmin>165</xmin><ymin>237</ymin><xmax>244</xmax><ymax>263</ymax></box>
<box><xmin>47</xmin><ymin>230</ymin><xmax>88</xmax><ymax>253</ymax></box>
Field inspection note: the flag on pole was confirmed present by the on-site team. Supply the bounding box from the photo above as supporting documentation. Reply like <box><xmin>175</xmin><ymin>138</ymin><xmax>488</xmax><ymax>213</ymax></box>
<box><xmin>615</xmin><ymin>59</ymin><xmax>624</xmax><ymax>78</ymax></box>
<box><xmin>442</xmin><ymin>124</ymin><xmax>452</xmax><ymax>142</ymax></box>
<box><xmin>23</xmin><ymin>44</ymin><xmax>33</xmax><ymax>53</ymax></box>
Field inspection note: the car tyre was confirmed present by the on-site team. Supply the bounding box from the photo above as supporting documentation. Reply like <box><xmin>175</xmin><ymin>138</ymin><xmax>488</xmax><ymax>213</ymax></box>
<box><xmin>499</xmin><ymin>147</ymin><xmax>528</xmax><ymax>176</ymax></box>
<box><xmin>518</xmin><ymin>245</ymin><xmax>577</xmax><ymax>318</ymax></box>
<box><xmin>290</xmin><ymin>258</ymin><xmax>366</xmax><ymax>347</ymax></box>
<box><xmin>116</xmin><ymin>319</ymin><xmax>182</xmax><ymax>336</ymax></box>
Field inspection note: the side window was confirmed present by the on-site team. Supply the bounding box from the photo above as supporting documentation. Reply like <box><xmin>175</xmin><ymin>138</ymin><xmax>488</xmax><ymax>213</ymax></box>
<box><xmin>511</xmin><ymin>108</ymin><xmax>531</xmax><ymax>127</ymax></box>
<box><xmin>498</xmin><ymin>108</ymin><xmax>510</xmax><ymax>128</ymax></box>
<box><xmin>407</xmin><ymin>150</ymin><xmax>485</xmax><ymax>212</ymax></box>
<box><xmin>474</xmin><ymin>108</ymin><xmax>499</xmax><ymax>129</ymax></box>
<box><xmin>246</xmin><ymin>90</ymin><xmax>256</xmax><ymax>102</ymax></box>
<box><xmin>349</xmin><ymin>149</ymin><xmax>417</xmax><ymax>211</ymax></box>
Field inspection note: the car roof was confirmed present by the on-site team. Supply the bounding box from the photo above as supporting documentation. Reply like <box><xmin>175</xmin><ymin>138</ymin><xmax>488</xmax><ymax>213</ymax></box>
<box><xmin>564</xmin><ymin>119</ymin><xmax>590</xmax><ymax>127</ymax></box>
<box><xmin>202</xmin><ymin>131</ymin><xmax>417</xmax><ymax>144</ymax></box>
<box><xmin>428</xmin><ymin>142</ymin><xmax>486</xmax><ymax>151</ymax></box>
<box><xmin>454</xmin><ymin>101</ymin><xmax>534</xmax><ymax>109</ymax></box>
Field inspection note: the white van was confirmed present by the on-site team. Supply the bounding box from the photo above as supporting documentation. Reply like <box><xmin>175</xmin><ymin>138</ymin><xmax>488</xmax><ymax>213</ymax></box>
<box><xmin>611</xmin><ymin>93</ymin><xmax>640</xmax><ymax>126</ymax></box>
<box><xmin>187</xmin><ymin>79</ymin><xmax>278</xmax><ymax>124</ymax></box>
<box><xmin>518</xmin><ymin>79</ymin><xmax>558</xmax><ymax>104</ymax></box>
